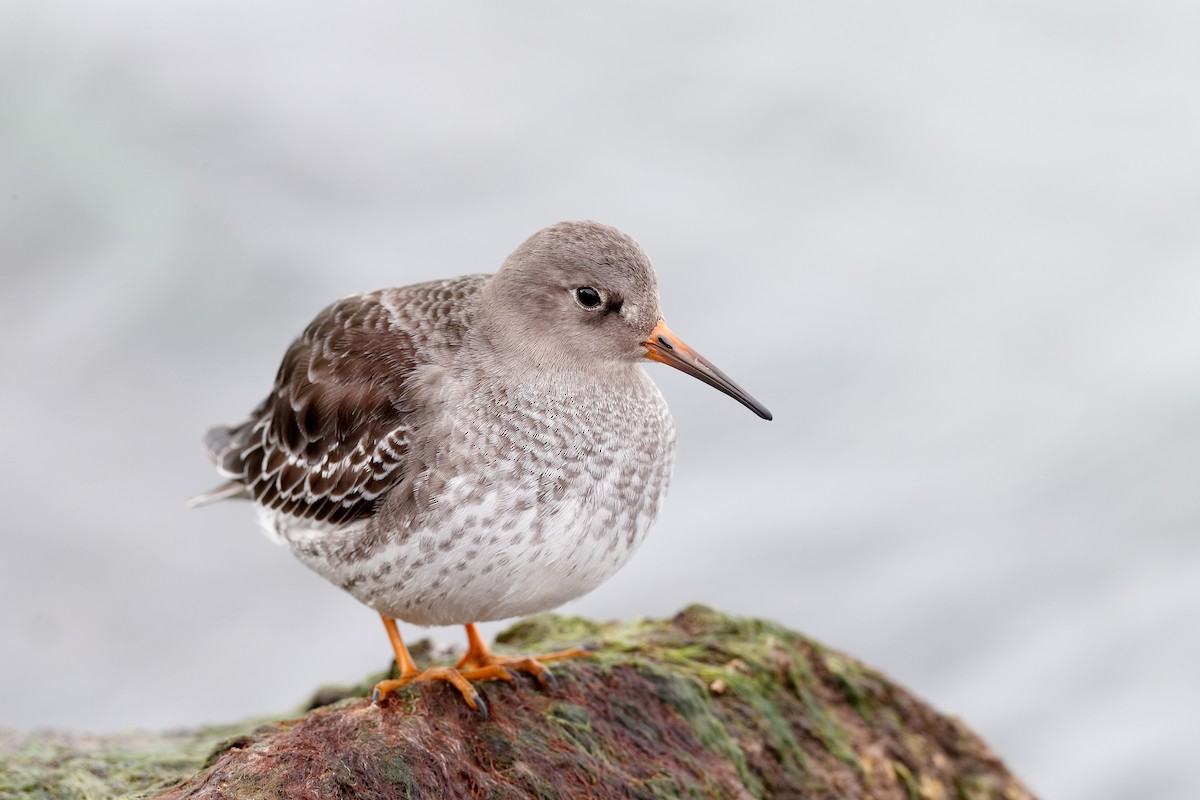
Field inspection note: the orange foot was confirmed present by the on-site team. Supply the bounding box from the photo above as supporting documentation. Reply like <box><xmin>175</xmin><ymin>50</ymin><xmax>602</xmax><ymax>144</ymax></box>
<box><xmin>371</xmin><ymin>615</ymin><xmax>590</xmax><ymax>717</ymax></box>
<box><xmin>456</xmin><ymin>622</ymin><xmax>591</xmax><ymax>690</ymax></box>
<box><xmin>371</xmin><ymin>664</ymin><xmax>509</xmax><ymax>717</ymax></box>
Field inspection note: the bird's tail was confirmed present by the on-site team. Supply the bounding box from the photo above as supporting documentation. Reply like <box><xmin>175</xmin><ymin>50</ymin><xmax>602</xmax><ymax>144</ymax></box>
<box><xmin>186</xmin><ymin>480</ymin><xmax>250</xmax><ymax>508</ymax></box>
<box><xmin>202</xmin><ymin>422</ymin><xmax>243</xmax><ymax>465</ymax></box>
<box><xmin>189</xmin><ymin>418</ymin><xmax>257</xmax><ymax>508</ymax></box>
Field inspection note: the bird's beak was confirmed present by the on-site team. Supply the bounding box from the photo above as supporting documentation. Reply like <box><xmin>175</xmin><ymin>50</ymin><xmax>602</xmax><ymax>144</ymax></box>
<box><xmin>642</xmin><ymin>319</ymin><xmax>773</xmax><ymax>421</ymax></box>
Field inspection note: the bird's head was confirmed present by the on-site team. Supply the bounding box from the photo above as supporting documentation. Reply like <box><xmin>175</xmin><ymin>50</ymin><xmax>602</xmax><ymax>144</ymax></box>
<box><xmin>484</xmin><ymin>220</ymin><xmax>772</xmax><ymax>420</ymax></box>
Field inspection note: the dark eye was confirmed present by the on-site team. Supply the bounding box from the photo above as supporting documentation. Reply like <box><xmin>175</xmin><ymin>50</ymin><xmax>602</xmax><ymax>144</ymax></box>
<box><xmin>574</xmin><ymin>286</ymin><xmax>602</xmax><ymax>309</ymax></box>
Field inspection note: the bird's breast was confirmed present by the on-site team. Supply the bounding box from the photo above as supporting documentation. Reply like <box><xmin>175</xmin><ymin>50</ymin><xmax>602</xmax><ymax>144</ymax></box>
<box><xmin>429</xmin><ymin>367</ymin><xmax>676</xmax><ymax>544</ymax></box>
<box><xmin>337</xmin><ymin>367</ymin><xmax>677</xmax><ymax>624</ymax></box>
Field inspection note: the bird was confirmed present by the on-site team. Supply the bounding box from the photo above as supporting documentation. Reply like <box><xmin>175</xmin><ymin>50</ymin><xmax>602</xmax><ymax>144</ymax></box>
<box><xmin>193</xmin><ymin>220</ymin><xmax>772</xmax><ymax>715</ymax></box>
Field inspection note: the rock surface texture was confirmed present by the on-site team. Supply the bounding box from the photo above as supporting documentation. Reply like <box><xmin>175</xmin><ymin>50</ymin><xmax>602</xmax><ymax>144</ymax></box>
<box><xmin>1</xmin><ymin>606</ymin><xmax>1036</xmax><ymax>799</ymax></box>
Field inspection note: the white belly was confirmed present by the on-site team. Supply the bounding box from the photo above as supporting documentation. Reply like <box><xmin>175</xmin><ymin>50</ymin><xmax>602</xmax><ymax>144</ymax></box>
<box><xmin>265</xmin><ymin>454</ymin><xmax>671</xmax><ymax>625</ymax></box>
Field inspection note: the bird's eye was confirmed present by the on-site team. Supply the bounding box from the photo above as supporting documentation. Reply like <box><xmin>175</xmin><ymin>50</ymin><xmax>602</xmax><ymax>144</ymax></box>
<box><xmin>574</xmin><ymin>287</ymin><xmax>602</xmax><ymax>309</ymax></box>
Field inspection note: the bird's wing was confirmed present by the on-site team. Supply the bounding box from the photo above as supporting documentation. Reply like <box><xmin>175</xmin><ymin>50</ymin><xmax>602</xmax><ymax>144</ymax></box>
<box><xmin>202</xmin><ymin>279</ymin><xmax>480</xmax><ymax>526</ymax></box>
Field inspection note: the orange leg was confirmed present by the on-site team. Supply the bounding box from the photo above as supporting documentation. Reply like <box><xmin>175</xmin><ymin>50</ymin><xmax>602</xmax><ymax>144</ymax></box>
<box><xmin>455</xmin><ymin>622</ymin><xmax>591</xmax><ymax>688</ymax></box>
<box><xmin>371</xmin><ymin>615</ymin><xmax>504</xmax><ymax>716</ymax></box>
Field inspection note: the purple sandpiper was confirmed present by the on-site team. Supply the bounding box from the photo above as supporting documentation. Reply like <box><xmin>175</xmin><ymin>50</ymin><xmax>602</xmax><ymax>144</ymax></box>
<box><xmin>194</xmin><ymin>221</ymin><xmax>771</xmax><ymax>714</ymax></box>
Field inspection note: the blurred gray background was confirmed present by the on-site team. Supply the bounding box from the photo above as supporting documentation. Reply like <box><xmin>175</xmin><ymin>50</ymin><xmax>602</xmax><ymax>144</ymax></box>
<box><xmin>2</xmin><ymin>2</ymin><xmax>1198</xmax><ymax>798</ymax></box>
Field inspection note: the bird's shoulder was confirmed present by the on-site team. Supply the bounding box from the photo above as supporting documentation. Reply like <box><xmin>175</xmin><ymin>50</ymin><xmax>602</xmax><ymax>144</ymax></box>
<box><xmin>308</xmin><ymin>273</ymin><xmax>489</xmax><ymax>372</ymax></box>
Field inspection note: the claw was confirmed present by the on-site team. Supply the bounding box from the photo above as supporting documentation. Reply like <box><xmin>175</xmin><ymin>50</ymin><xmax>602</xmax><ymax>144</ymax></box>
<box><xmin>473</xmin><ymin>693</ymin><xmax>489</xmax><ymax>720</ymax></box>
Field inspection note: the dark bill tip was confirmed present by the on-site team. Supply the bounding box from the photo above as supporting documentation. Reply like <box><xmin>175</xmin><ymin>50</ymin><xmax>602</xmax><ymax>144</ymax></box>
<box><xmin>643</xmin><ymin>320</ymin><xmax>772</xmax><ymax>421</ymax></box>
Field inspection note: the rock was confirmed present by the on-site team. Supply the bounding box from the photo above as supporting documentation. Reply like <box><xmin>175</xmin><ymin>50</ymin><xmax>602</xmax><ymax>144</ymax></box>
<box><xmin>0</xmin><ymin>606</ymin><xmax>1036</xmax><ymax>799</ymax></box>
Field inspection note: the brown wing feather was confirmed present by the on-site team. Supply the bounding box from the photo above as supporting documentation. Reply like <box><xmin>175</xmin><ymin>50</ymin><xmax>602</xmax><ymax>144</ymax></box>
<box><xmin>243</xmin><ymin>294</ymin><xmax>419</xmax><ymax>524</ymax></box>
<box><xmin>201</xmin><ymin>276</ymin><xmax>484</xmax><ymax>524</ymax></box>
<box><xmin>203</xmin><ymin>296</ymin><xmax>408</xmax><ymax>523</ymax></box>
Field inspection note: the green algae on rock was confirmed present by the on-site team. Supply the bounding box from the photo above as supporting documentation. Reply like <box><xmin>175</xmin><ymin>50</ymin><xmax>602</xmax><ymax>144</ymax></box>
<box><xmin>0</xmin><ymin>724</ymin><xmax>263</xmax><ymax>800</ymax></box>
<box><xmin>1</xmin><ymin>607</ymin><xmax>1036</xmax><ymax>799</ymax></box>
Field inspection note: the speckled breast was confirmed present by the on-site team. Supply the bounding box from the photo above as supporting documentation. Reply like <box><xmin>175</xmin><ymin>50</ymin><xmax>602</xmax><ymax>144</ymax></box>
<box><xmin>283</xmin><ymin>366</ymin><xmax>677</xmax><ymax>626</ymax></box>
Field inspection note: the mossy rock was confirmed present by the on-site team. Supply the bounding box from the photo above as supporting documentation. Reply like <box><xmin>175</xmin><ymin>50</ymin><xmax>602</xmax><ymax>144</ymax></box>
<box><xmin>0</xmin><ymin>606</ymin><xmax>1035</xmax><ymax>799</ymax></box>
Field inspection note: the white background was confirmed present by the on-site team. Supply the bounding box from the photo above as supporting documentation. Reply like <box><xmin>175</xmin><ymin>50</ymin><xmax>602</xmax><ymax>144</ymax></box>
<box><xmin>2</xmin><ymin>3</ymin><xmax>1198</xmax><ymax>799</ymax></box>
